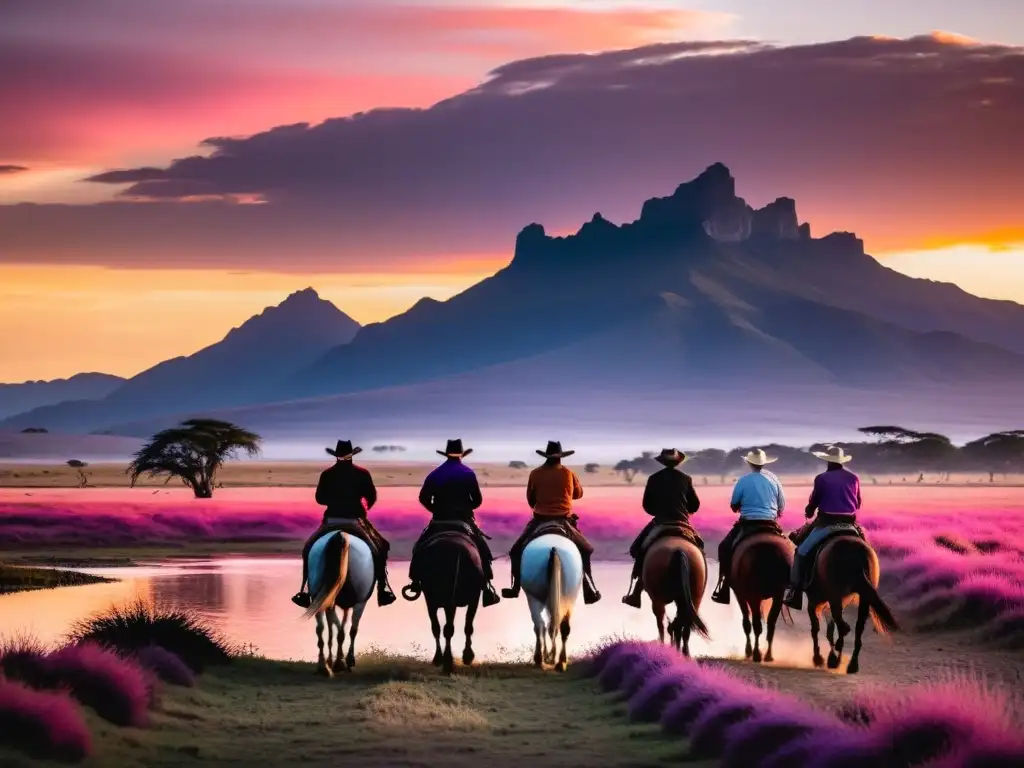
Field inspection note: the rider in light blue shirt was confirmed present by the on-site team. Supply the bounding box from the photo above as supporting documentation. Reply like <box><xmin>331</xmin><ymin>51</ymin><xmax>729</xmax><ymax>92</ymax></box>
<box><xmin>711</xmin><ymin>448</ymin><xmax>787</xmax><ymax>604</ymax></box>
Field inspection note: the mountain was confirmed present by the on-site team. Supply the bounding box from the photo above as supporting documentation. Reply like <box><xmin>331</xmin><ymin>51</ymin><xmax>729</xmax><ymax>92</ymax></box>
<box><xmin>7</xmin><ymin>165</ymin><xmax>1024</xmax><ymax>443</ymax></box>
<box><xmin>1</xmin><ymin>288</ymin><xmax>360</xmax><ymax>431</ymax></box>
<box><xmin>0</xmin><ymin>373</ymin><xmax>124</xmax><ymax>421</ymax></box>
<box><xmin>281</xmin><ymin>163</ymin><xmax>1024</xmax><ymax>401</ymax></box>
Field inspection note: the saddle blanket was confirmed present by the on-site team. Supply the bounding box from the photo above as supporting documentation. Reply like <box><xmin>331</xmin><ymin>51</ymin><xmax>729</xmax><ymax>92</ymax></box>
<box><xmin>802</xmin><ymin>524</ymin><xmax>865</xmax><ymax>590</ymax></box>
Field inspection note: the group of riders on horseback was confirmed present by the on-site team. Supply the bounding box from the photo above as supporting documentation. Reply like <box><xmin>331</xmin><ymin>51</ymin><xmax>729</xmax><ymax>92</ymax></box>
<box><xmin>291</xmin><ymin>437</ymin><xmax>867</xmax><ymax>615</ymax></box>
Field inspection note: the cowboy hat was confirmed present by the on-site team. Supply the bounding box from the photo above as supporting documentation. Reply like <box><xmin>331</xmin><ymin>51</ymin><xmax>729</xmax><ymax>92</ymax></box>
<box><xmin>655</xmin><ymin>448</ymin><xmax>687</xmax><ymax>466</ymax></box>
<box><xmin>812</xmin><ymin>445</ymin><xmax>853</xmax><ymax>464</ymax></box>
<box><xmin>537</xmin><ymin>440</ymin><xmax>575</xmax><ymax>458</ymax></box>
<box><xmin>743</xmin><ymin>448</ymin><xmax>778</xmax><ymax>466</ymax></box>
<box><xmin>326</xmin><ymin>439</ymin><xmax>361</xmax><ymax>459</ymax></box>
<box><xmin>438</xmin><ymin>438</ymin><xmax>473</xmax><ymax>458</ymax></box>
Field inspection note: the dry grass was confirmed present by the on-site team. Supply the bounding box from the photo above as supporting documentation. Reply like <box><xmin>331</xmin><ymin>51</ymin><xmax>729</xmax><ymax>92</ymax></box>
<box><xmin>3</xmin><ymin>461</ymin><xmax>1021</xmax><ymax>489</ymax></box>
<box><xmin>0</xmin><ymin>653</ymin><xmax>693</xmax><ymax>768</ymax></box>
<box><xmin>0</xmin><ymin>564</ymin><xmax>111</xmax><ymax>594</ymax></box>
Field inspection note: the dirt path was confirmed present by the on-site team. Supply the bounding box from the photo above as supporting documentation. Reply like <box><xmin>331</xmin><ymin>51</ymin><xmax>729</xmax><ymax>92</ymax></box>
<box><xmin>0</xmin><ymin>657</ymin><xmax>699</xmax><ymax>768</ymax></box>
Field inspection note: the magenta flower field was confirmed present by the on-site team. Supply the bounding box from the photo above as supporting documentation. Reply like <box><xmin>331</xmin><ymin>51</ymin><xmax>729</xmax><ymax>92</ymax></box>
<box><xmin>2</xmin><ymin>485</ymin><xmax>1023</xmax><ymax>644</ymax></box>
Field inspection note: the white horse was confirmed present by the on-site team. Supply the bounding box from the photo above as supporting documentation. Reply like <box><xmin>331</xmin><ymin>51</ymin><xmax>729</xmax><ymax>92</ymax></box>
<box><xmin>301</xmin><ymin>530</ymin><xmax>374</xmax><ymax>676</ymax></box>
<box><xmin>521</xmin><ymin>533</ymin><xmax>583</xmax><ymax>672</ymax></box>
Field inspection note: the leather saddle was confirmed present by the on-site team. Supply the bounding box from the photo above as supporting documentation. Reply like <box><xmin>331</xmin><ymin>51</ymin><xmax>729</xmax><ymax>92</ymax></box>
<box><xmin>735</xmin><ymin>520</ymin><xmax>784</xmax><ymax>549</ymax></box>
<box><xmin>526</xmin><ymin>518</ymin><xmax>574</xmax><ymax>545</ymax></box>
<box><xmin>803</xmin><ymin>524</ymin><xmax>865</xmax><ymax>590</ymax></box>
<box><xmin>640</xmin><ymin>522</ymin><xmax>705</xmax><ymax>555</ymax></box>
<box><xmin>320</xmin><ymin>518</ymin><xmax>377</xmax><ymax>556</ymax></box>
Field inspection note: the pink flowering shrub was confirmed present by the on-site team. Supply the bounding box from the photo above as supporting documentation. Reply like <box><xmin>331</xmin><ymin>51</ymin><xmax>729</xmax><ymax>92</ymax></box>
<box><xmin>0</xmin><ymin>680</ymin><xmax>92</xmax><ymax>762</ymax></box>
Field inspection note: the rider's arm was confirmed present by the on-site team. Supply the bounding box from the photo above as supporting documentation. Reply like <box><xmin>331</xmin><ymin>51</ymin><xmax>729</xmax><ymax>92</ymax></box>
<box><xmin>362</xmin><ymin>470</ymin><xmax>377</xmax><ymax>515</ymax></box>
<box><xmin>805</xmin><ymin>474</ymin><xmax>821</xmax><ymax>518</ymax></box>
<box><xmin>686</xmin><ymin>478</ymin><xmax>701</xmax><ymax>515</ymax></box>
<box><xmin>314</xmin><ymin>470</ymin><xmax>330</xmax><ymax>507</ymax></box>
<box><xmin>729</xmin><ymin>478</ymin><xmax>743</xmax><ymax>513</ymax></box>
<box><xmin>418</xmin><ymin>476</ymin><xmax>435</xmax><ymax>513</ymax></box>
<box><xmin>468</xmin><ymin>473</ymin><xmax>483</xmax><ymax>511</ymax></box>
<box><xmin>855</xmin><ymin>478</ymin><xmax>862</xmax><ymax>511</ymax></box>
<box><xmin>641</xmin><ymin>476</ymin><xmax>656</xmax><ymax>516</ymax></box>
<box><xmin>571</xmin><ymin>471</ymin><xmax>583</xmax><ymax>501</ymax></box>
<box><xmin>776</xmin><ymin>480</ymin><xmax>786</xmax><ymax>517</ymax></box>
<box><xmin>526</xmin><ymin>472</ymin><xmax>537</xmax><ymax>508</ymax></box>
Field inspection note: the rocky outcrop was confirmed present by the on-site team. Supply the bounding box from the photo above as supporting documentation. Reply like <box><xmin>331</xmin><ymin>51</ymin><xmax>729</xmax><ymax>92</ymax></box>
<box><xmin>752</xmin><ymin>197</ymin><xmax>801</xmax><ymax>240</ymax></box>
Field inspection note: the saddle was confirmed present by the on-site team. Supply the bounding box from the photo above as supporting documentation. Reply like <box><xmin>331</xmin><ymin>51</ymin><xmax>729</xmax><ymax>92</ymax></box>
<box><xmin>735</xmin><ymin>520</ymin><xmax>784</xmax><ymax>548</ymax></box>
<box><xmin>320</xmin><ymin>518</ymin><xmax>379</xmax><ymax>558</ymax></box>
<box><xmin>526</xmin><ymin>518</ymin><xmax>575</xmax><ymax>545</ymax></box>
<box><xmin>802</xmin><ymin>524</ymin><xmax>865</xmax><ymax>591</ymax></box>
<box><xmin>640</xmin><ymin>522</ymin><xmax>705</xmax><ymax>556</ymax></box>
<box><xmin>417</xmin><ymin>520</ymin><xmax>476</xmax><ymax>549</ymax></box>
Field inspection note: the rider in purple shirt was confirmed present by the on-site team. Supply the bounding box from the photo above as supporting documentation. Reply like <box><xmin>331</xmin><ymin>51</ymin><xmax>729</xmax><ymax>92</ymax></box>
<box><xmin>784</xmin><ymin>446</ymin><xmax>867</xmax><ymax>609</ymax></box>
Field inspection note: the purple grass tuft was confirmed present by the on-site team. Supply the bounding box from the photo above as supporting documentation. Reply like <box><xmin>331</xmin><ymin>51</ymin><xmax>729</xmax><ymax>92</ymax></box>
<box><xmin>134</xmin><ymin>645</ymin><xmax>195</xmax><ymax>687</ymax></box>
<box><xmin>0</xmin><ymin>679</ymin><xmax>92</xmax><ymax>762</ymax></box>
<box><xmin>44</xmin><ymin>643</ymin><xmax>152</xmax><ymax>727</ymax></box>
<box><xmin>722</xmin><ymin>711</ymin><xmax>850</xmax><ymax>768</ymax></box>
<box><xmin>659</xmin><ymin>667</ymin><xmax>750</xmax><ymax>736</ymax></box>
<box><xmin>627</xmin><ymin>666</ymin><xmax>699</xmax><ymax>722</ymax></box>
<box><xmin>596</xmin><ymin>643</ymin><xmax>650</xmax><ymax>691</ymax></box>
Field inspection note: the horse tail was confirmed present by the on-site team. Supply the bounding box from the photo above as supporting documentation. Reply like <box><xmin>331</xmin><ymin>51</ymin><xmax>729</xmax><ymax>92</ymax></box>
<box><xmin>674</xmin><ymin>547</ymin><xmax>710</xmax><ymax>640</ymax></box>
<box><xmin>302</xmin><ymin>532</ymin><xmax>349</xmax><ymax>620</ymax></box>
<box><xmin>857</xmin><ymin>571</ymin><xmax>899</xmax><ymax>635</ymax></box>
<box><xmin>546</xmin><ymin>547</ymin><xmax>563</xmax><ymax>629</ymax></box>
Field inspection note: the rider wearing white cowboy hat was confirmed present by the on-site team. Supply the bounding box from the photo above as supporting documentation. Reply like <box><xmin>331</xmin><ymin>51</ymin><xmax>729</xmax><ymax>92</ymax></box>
<box><xmin>710</xmin><ymin>448</ymin><xmax>788</xmax><ymax>605</ymax></box>
<box><xmin>783</xmin><ymin>445</ymin><xmax>864</xmax><ymax>609</ymax></box>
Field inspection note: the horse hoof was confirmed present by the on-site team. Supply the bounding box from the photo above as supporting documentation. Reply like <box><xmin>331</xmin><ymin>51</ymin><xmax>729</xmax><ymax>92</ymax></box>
<box><xmin>752</xmin><ymin>650</ymin><xmax>762</xmax><ymax>664</ymax></box>
<box><xmin>847</xmin><ymin>661</ymin><xmax>859</xmax><ymax>675</ymax></box>
<box><xmin>764</xmin><ymin>652</ymin><xmax>773</xmax><ymax>663</ymax></box>
<box><xmin>813</xmin><ymin>654</ymin><xmax>825</xmax><ymax>668</ymax></box>
<box><xmin>744</xmin><ymin>648</ymin><xmax>753</xmax><ymax>659</ymax></box>
<box><xmin>316</xmin><ymin>664</ymin><xmax>333</xmax><ymax>678</ymax></box>
<box><xmin>346</xmin><ymin>657</ymin><xmax>356</xmax><ymax>669</ymax></box>
<box><xmin>827</xmin><ymin>653</ymin><xmax>840</xmax><ymax>670</ymax></box>
<box><xmin>432</xmin><ymin>653</ymin><xmax>443</xmax><ymax>667</ymax></box>
<box><xmin>555</xmin><ymin>661</ymin><xmax>567</xmax><ymax>673</ymax></box>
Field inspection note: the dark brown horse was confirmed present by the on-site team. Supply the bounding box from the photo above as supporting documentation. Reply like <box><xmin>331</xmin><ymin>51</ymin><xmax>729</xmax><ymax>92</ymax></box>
<box><xmin>730</xmin><ymin>533</ymin><xmax>794</xmax><ymax>663</ymax></box>
<box><xmin>641</xmin><ymin>536</ymin><xmax>709</xmax><ymax>655</ymax></box>
<box><xmin>404</xmin><ymin>532</ymin><xmax>483</xmax><ymax>675</ymax></box>
<box><xmin>805</xmin><ymin>535</ymin><xmax>899</xmax><ymax>674</ymax></box>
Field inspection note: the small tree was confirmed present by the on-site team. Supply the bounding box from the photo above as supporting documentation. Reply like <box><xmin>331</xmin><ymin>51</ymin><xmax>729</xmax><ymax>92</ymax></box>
<box><xmin>508</xmin><ymin>460</ymin><xmax>528</xmax><ymax>470</ymax></box>
<box><xmin>127</xmin><ymin>418</ymin><xmax>261</xmax><ymax>498</ymax></box>
<box><xmin>66</xmin><ymin>459</ymin><xmax>89</xmax><ymax>488</ymax></box>
<box><xmin>584</xmin><ymin>463</ymin><xmax>600</xmax><ymax>474</ymax></box>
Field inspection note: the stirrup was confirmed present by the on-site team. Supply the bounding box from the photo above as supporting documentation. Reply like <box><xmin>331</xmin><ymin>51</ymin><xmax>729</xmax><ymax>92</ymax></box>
<box><xmin>378</xmin><ymin>587</ymin><xmax>397</xmax><ymax>607</ymax></box>
<box><xmin>783</xmin><ymin>588</ymin><xmax>803</xmax><ymax>609</ymax></box>
<box><xmin>291</xmin><ymin>592</ymin><xmax>311</xmax><ymax>609</ymax></box>
<box><xmin>401</xmin><ymin>583</ymin><xmax>422</xmax><ymax>601</ymax></box>
<box><xmin>501</xmin><ymin>584</ymin><xmax>520</xmax><ymax>599</ymax></box>
<box><xmin>711</xmin><ymin>583</ymin><xmax>731</xmax><ymax>605</ymax></box>
<box><xmin>482</xmin><ymin>584</ymin><xmax>501</xmax><ymax>607</ymax></box>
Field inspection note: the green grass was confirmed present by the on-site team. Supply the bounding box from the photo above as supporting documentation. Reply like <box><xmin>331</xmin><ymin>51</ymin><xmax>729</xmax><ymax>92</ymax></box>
<box><xmin>0</xmin><ymin>564</ymin><xmax>112</xmax><ymax>594</ymax></box>
<box><xmin>0</xmin><ymin>653</ymin><xmax>700</xmax><ymax>768</ymax></box>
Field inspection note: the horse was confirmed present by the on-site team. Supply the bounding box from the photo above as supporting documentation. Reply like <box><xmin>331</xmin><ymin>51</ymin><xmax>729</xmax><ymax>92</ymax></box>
<box><xmin>301</xmin><ymin>530</ymin><xmax>374</xmax><ymax>676</ymax></box>
<box><xmin>403</xmin><ymin>529</ymin><xmax>484</xmax><ymax>675</ymax></box>
<box><xmin>730</xmin><ymin>533</ymin><xmax>794</xmax><ymax>663</ymax></box>
<box><xmin>641</xmin><ymin>536</ymin><xmax>709</xmax><ymax>656</ymax></box>
<box><xmin>804</xmin><ymin>535</ymin><xmax>899</xmax><ymax>674</ymax></box>
<box><xmin>520</xmin><ymin>533</ymin><xmax>582</xmax><ymax>671</ymax></box>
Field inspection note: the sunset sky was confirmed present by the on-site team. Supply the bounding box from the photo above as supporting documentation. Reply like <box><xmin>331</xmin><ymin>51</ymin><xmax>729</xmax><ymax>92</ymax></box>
<box><xmin>2</xmin><ymin>0</ymin><xmax>1023</xmax><ymax>381</ymax></box>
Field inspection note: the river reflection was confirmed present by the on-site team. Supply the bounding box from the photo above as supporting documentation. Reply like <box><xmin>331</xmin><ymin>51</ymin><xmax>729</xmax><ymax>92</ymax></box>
<box><xmin>0</xmin><ymin>557</ymin><xmax>811</xmax><ymax>665</ymax></box>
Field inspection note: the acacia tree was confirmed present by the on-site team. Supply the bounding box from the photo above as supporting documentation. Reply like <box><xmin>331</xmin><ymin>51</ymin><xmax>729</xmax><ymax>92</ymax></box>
<box><xmin>962</xmin><ymin>430</ymin><xmax>1024</xmax><ymax>482</ymax></box>
<box><xmin>127</xmin><ymin>418</ymin><xmax>261</xmax><ymax>498</ymax></box>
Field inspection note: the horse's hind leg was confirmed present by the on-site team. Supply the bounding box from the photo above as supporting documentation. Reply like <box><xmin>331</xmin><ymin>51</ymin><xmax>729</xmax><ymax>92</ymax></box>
<box><xmin>555</xmin><ymin>615</ymin><xmax>570</xmax><ymax>673</ymax></box>
<box><xmin>751</xmin><ymin>602</ymin><xmax>764</xmax><ymax>663</ymax></box>
<box><xmin>529</xmin><ymin>600</ymin><xmax>545</xmax><ymax>667</ymax></box>
<box><xmin>653</xmin><ymin>602</ymin><xmax>666</xmax><ymax>644</ymax></box>
<box><xmin>739</xmin><ymin>600</ymin><xmax>753</xmax><ymax>659</ymax></box>
<box><xmin>764</xmin><ymin>598</ymin><xmax>783</xmax><ymax>663</ymax></box>
<box><xmin>442</xmin><ymin>605</ymin><xmax>456</xmax><ymax>675</ymax></box>
<box><xmin>428</xmin><ymin>602</ymin><xmax>443</xmax><ymax>666</ymax></box>
<box><xmin>846</xmin><ymin>598</ymin><xmax>871</xmax><ymax>675</ymax></box>
<box><xmin>462</xmin><ymin>594</ymin><xmax>479</xmax><ymax>667</ymax></box>
<box><xmin>808</xmin><ymin>605</ymin><xmax>824</xmax><ymax>668</ymax></box>
<box><xmin>315</xmin><ymin>613</ymin><xmax>333</xmax><ymax>677</ymax></box>
<box><xmin>330</xmin><ymin>607</ymin><xmax>347</xmax><ymax>673</ymax></box>
<box><xmin>827</xmin><ymin>597</ymin><xmax>848</xmax><ymax>670</ymax></box>
<box><xmin>346</xmin><ymin>603</ymin><xmax>365</xmax><ymax>670</ymax></box>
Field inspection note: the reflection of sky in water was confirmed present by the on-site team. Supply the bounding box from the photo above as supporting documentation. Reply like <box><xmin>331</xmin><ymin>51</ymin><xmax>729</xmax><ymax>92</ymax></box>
<box><xmin>0</xmin><ymin>557</ymin><xmax>812</xmax><ymax>666</ymax></box>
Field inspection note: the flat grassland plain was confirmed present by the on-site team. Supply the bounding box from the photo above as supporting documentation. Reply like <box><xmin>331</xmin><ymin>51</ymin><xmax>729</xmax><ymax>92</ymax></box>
<box><xmin>1</xmin><ymin>462</ymin><xmax>1022</xmax><ymax>766</ymax></box>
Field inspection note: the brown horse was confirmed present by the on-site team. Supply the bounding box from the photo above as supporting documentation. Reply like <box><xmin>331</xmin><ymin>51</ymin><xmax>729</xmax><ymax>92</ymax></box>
<box><xmin>641</xmin><ymin>536</ymin><xmax>709</xmax><ymax>655</ymax></box>
<box><xmin>804</xmin><ymin>535</ymin><xmax>899</xmax><ymax>674</ymax></box>
<box><xmin>730</xmin><ymin>533</ymin><xmax>794</xmax><ymax>663</ymax></box>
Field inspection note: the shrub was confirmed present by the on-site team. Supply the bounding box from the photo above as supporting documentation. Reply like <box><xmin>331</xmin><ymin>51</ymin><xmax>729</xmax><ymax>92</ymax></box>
<box><xmin>721</xmin><ymin>711</ymin><xmax>849</xmax><ymax>768</ymax></box>
<box><xmin>0</xmin><ymin>635</ymin><xmax>49</xmax><ymax>686</ymax></box>
<box><xmin>627</xmin><ymin>667</ymin><xmax>694</xmax><ymax>722</ymax></box>
<box><xmin>134</xmin><ymin>645</ymin><xmax>195</xmax><ymax>687</ymax></box>
<box><xmin>68</xmin><ymin>601</ymin><xmax>232</xmax><ymax>672</ymax></box>
<box><xmin>0</xmin><ymin>680</ymin><xmax>92</xmax><ymax>762</ymax></box>
<box><xmin>44</xmin><ymin>643</ymin><xmax>151</xmax><ymax>727</ymax></box>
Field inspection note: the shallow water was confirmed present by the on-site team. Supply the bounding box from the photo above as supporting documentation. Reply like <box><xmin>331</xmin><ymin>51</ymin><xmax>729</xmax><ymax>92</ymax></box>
<box><xmin>0</xmin><ymin>556</ymin><xmax>811</xmax><ymax>665</ymax></box>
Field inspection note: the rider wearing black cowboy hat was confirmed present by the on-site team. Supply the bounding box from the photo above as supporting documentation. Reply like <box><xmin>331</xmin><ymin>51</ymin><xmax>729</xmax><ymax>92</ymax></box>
<box><xmin>501</xmin><ymin>441</ymin><xmax>601</xmax><ymax>604</ymax></box>
<box><xmin>621</xmin><ymin>448</ymin><xmax>703</xmax><ymax>608</ymax></box>
<box><xmin>291</xmin><ymin>440</ymin><xmax>397</xmax><ymax>608</ymax></box>
<box><xmin>404</xmin><ymin>439</ymin><xmax>501</xmax><ymax>607</ymax></box>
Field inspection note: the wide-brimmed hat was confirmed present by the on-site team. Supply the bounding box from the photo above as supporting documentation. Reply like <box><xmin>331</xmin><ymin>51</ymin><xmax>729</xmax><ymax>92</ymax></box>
<box><xmin>743</xmin><ymin>448</ymin><xmax>778</xmax><ymax>466</ymax></box>
<box><xmin>655</xmin><ymin>448</ymin><xmax>687</xmax><ymax>466</ymax></box>
<box><xmin>326</xmin><ymin>440</ymin><xmax>361</xmax><ymax>459</ymax></box>
<box><xmin>537</xmin><ymin>440</ymin><xmax>574</xmax><ymax>459</ymax></box>
<box><xmin>438</xmin><ymin>438</ymin><xmax>473</xmax><ymax>458</ymax></box>
<box><xmin>812</xmin><ymin>445</ymin><xmax>853</xmax><ymax>464</ymax></box>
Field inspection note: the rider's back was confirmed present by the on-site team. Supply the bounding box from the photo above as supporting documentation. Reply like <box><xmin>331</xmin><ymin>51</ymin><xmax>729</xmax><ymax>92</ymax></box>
<box><xmin>731</xmin><ymin>470</ymin><xmax>784</xmax><ymax>521</ymax></box>
<box><xmin>528</xmin><ymin>464</ymin><xmax>583</xmax><ymax>517</ymax></box>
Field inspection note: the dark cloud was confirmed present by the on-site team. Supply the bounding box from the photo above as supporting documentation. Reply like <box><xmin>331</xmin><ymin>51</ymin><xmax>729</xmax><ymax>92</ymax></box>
<box><xmin>3</xmin><ymin>34</ymin><xmax>1023</xmax><ymax>269</ymax></box>
<box><xmin>0</xmin><ymin>166</ymin><xmax>29</xmax><ymax>175</ymax></box>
